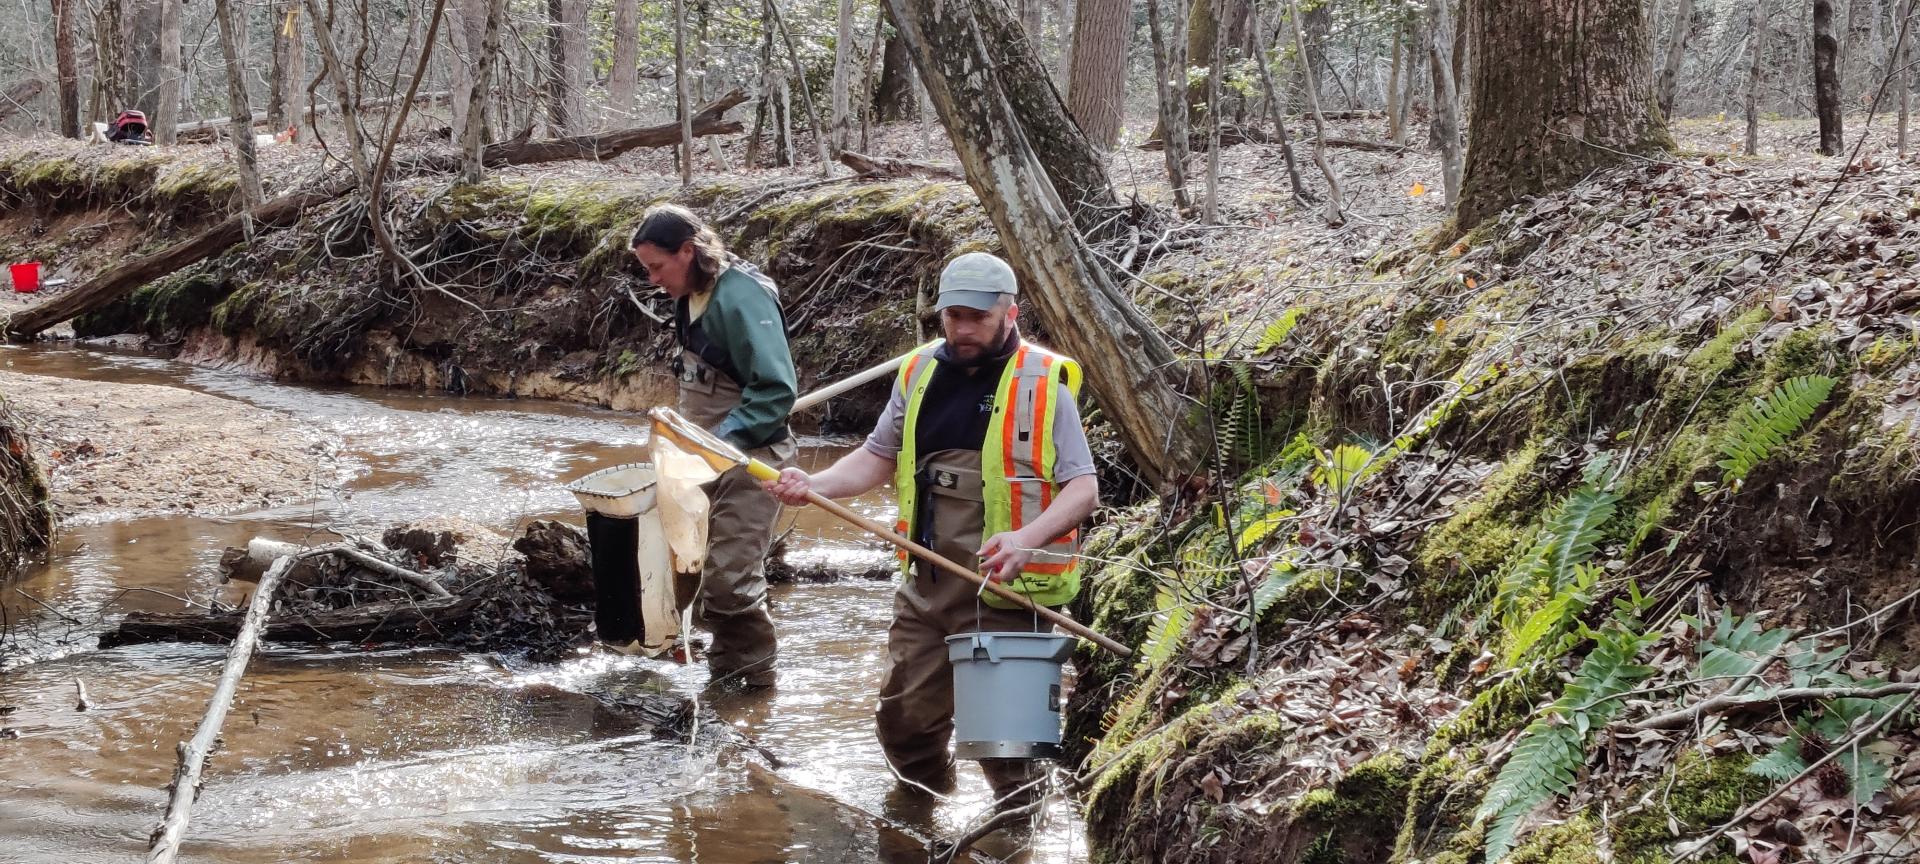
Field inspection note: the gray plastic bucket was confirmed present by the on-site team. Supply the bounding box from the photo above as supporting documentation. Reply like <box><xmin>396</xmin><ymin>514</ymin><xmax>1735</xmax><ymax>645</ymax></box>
<box><xmin>946</xmin><ymin>631</ymin><xmax>1075</xmax><ymax>760</ymax></box>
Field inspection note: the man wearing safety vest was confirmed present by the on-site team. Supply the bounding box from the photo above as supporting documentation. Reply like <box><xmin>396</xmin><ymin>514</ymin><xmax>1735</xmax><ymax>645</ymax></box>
<box><xmin>765</xmin><ymin>251</ymin><xmax>1100</xmax><ymax>811</ymax></box>
<box><xmin>631</xmin><ymin>204</ymin><xmax>798</xmax><ymax>688</ymax></box>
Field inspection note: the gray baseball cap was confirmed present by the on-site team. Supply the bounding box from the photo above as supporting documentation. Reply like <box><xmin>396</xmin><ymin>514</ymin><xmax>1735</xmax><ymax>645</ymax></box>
<box><xmin>935</xmin><ymin>252</ymin><xmax>1018</xmax><ymax>311</ymax></box>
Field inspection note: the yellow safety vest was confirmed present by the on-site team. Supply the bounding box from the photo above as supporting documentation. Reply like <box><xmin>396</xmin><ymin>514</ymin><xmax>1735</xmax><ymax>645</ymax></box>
<box><xmin>893</xmin><ymin>338</ymin><xmax>1085</xmax><ymax>608</ymax></box>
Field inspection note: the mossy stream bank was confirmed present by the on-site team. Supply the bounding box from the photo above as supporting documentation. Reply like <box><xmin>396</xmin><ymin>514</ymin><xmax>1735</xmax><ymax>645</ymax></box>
<box><xmin>0</xmin><ymin>145</ymin><xmax>1000</xmax><ymax>433</ymax></box>
<box><xmin>0</xmin><ymin>400</ymin><xmax>52</xmax><ymax>577</ymax></box>
<box><xmin>7</xmin><ymin>142</ymin><xmax>1920</xmax><ymax>863</ymax></box>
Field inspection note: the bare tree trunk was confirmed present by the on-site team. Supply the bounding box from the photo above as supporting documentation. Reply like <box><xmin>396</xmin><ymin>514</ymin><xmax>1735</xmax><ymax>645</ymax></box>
<box><xmin>860</xmin><ymin>8</ymin><xmax>886</xmax><ymax>149</ymax></box>
<box><xmin>446</xmin><ymin>0</ymin><xmax>476</xmax><ymax>135</ymax></box>
<box><xmin>831</xmin><ymin>0</ymin><xmax>855</xmax><ymax>154</ymax></box>
<box><xmin>1386</xmin><ymin>11</ymin><xmax>1404</xmax><ymax>144</ymax></box>
<box><xmin>1397</xmin><ymin>17</ymin><xmax>1424</xmax><ymax>147</ymax></box>
<box><xmin>155</xmin><ymin>0</ymin><xmax>180</xmax><ymax>144</ymax></box>
<box><xmin>768</xmin><ymin>0</ymin><xmax>834</xmax><ymax>173</ymax></box>
<box><xmin>546</xmin><ymin>0</ymin><xmax>586</xmax><ymax>134</ymax></box>
<box><xmin>1815</xmin><ymin>0</ymin><xmax>1845</xmax><ymax>155</ymax></box>
<box><xmin>53</xmin><ymin>0</ymin><xmax>81</xmax><ymax>137</ymax></box>
<box><xmin>1899</xmin><ymin>0</ymin><xmax>1914</xmax><ymax>156</ymax></box>
<box><xmin>461</xmin><ymin>0</ymin><xmax>506</xmax><ymax>182</ymax></box>
<box><xmin>92</xmin><ymin>0</ymin><xmax>129</xmax><ymax>126</ymax></box>
<box><xmin>1456</xmin><ymin>0</ymin><xmax>1668</xmax><ymax>228</ymax></box>
<box><xmin>214</xmin><ymin>0</ymin><xmax>263</xmax><ymax>206</ymax></box>
<box><xmin>1287</xmin><ymin>0</ymin><xmax>1344</xmax><ymax>224</ymax></box>
<box><xmin>873</xmin><ymin>27</ymin><xmax>918</xmax><ymax>121</ymax></box>
<box><xmin>1065</xmin><ymin>0</ymin><xmax>1130</xmax><ymax>148</ymax></box>
<box><xmin>745</xmin><ymin>2</ymin><xmax>776</xmax><ymax>169</ymax></box>
<box><xmin>610</xmin><ymin>0</ymin><xmax>640</xmax><ymax>124</ymax></box>
<box><xmin>1146</xmin><ymin>0</ymin><xmax>1191</xmax><ymax>209</ymax></box>
<box><xmin>306</xmin><ymin>0</ymin><xmax>373</xmax><ymax>187</ymax></box>
<box><xmin>881</xmin><ymin>0</ymin><xmax>1209</xmax><ymax>490</ymax></box>
<box><xmin>1657</xmin><ymin>0</ymin><xmax>1695</xmax><ymax>116</ymax></box>
<box><xmin>1746</xmin><ymin>0</ymin><xmax>1768</xmax><ymax>155</ymax></box>
<box><xmin>268</xmin><ymin>2</ymin><xmax>290</xmax><ymax>129</ymax></box>
<box><xmin>1429</xmin><ymin>0</ymin><xmax>1463</xmax><ymax>204</ymax></box>
<box><xmin>1247</xmin><ymin>0</ymin><xmax>1310</xmax><ymax>202</ymax></box>
<box><xmin>1203</xmin><ymin>0</ymin><xmax>1223</xmax><ymax>223</ymax></box>
<box><xmin>674</xmin><ymin>0</ymin><xmax>694</xmax><ymax>183</ymax></box>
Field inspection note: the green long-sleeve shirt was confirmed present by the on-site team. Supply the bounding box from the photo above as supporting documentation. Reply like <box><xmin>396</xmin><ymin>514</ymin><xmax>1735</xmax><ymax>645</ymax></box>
<box><xmin>687</xmin><ymin>264</ymin><xmax>798</xmax><ymax>449</ymax></box>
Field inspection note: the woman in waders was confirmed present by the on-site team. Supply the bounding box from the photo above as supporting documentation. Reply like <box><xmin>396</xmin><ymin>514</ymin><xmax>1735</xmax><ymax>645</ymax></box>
<box><xmin>630</xmin><ymin>205</ymin><xmax>798</xmax><ymax>688</ymax></box>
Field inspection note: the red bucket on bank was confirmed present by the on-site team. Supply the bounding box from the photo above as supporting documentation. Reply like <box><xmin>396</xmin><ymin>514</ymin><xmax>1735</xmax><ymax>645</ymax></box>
<box><xmin>9</xmin><ymin>262</ymin><xmax>40</xmax><ymax>293</ymax></box>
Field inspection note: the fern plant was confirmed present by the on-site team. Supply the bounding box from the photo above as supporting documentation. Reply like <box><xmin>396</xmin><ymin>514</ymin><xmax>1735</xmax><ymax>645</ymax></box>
<box><xmin>1312</xmin><ymin>443</ymin><xmax>1373</xmax><ymax>499</ymax></box>
<box><xmin>1503</xmin><ymin>563</ymin><xmax>1600</xmax><ymax>666</ymax></box>
<box><xmin>1478</xmin><ymin>621</ymin><xmax>1659</xmax><ymax>863</ymax></box>
<box><xmin>1253</xmin><ymin>307</ymin><xmax>1305</xmax><ymax>354</ymax></box>
<box><xmin>1717</xmin><ymin>374</ymin><xmax>1835</xmax><ymax>487</ymax></box>
<box><xmin>1492</xmin><ymin>477</ymin><xmax>1620</xmax><ymax>629</ymax></box>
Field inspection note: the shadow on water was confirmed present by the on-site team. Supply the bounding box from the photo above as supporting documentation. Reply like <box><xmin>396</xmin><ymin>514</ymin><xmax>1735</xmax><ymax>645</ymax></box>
<box><xmin>0</xmin><ymin>345</ymin><xmax>1088</xmax><ymax>863</ymax></box>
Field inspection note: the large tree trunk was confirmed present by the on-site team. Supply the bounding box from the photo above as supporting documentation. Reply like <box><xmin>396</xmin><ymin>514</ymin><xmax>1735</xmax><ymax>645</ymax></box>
<box><xmin>610</xmin><ymin>0</ymin><xmax>640</xmax><ymax>123</ymax></box>
<box><xmin>547</xmin><ymin>0</ymin><xmax>586</xmax><ymax>134</ymax></box>
<box><xmin>1814</xmin><ymin>0</ymin><xmax>1845</xmax><ymax>155</ymax></box>
<box><xmin>446</xmin><ymin>0</ymin><xmax>479</xmax><ymax>136</ymax></box>
<box><xmin>91</xmin><ymin>0</ymin><xmax>129</xmax><ymax>126</ymax></box>
<box><xmin>881</xmin><ymin>0</ymin><xmax>1208</xmax><ymax>490</ymax></box>
<box><xmin>1065</xmin><ymin>0</ymin><xmax>1130</xmax><ymax>148</ymax></box>
<box><xmin>1146</xmin><ymin>0</ymin><xmax>1191</xmax><ymax>210</ymax></box>
<box><xmin>1746</xmin><ymin>0</ymin><xmax>1768</xmax><ymax>155</ymax></box>
<box><xmin>674</xmin><ymin>0</ymin><xmax>694</xmax><ymax>182</ymax></box>
<box><xmin>872</xmin><ymin>27</ymin><xmax>918</xmax><ymax>121</ymax></box>
<box><xmin>129</xmin><ymin>0</ymin><xmax>161</xmax><ymax>117</ymax></box>
<box><xmin>305</xmin><ymin>0</ymin><xmax>373</xmax><ymax>187</ymax></box>
<box><xmin>54</xmin><ymin>0</ymin><xmax>81</xmax><ymax>138</ymax></box>
<box><xmin>213</xmin><ymin>0</ymin><xmax>263</xmax><ymax>206</ymax></box>
<box><xmin>154</xmin><ymin>0</ymin><xmax>181</xmax><ymax>144</ymax></box>
<box><xmin>1657</xmin><ymin>0</ymin><xmax>1695</xmax><ymax>116</ymax></box>
<box><xmin>1454</xmin><ymin>0</ymin><xmax>1669</xmax><ymax>229</ymax></box>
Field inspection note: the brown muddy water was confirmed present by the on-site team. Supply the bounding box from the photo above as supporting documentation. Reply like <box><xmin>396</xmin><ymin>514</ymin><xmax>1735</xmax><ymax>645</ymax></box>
<box><xmin>0</xmin><ymin>345</ymin><xmax>1089</xmax><ymax>863</ymax></box>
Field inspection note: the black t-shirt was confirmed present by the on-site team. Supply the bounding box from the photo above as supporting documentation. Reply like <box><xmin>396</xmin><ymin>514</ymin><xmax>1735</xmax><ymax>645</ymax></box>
<box><xmin>912</xmin><ymin>352</ymin><xmax>1009</xmax><ymax>457</ymax></box>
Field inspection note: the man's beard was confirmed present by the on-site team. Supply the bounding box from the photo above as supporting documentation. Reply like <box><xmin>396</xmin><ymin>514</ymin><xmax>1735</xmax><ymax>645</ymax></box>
<box><xmin>946</xmin><ymin>318</ymin><xmax>1015</xmax><ymax>364</ymax></box>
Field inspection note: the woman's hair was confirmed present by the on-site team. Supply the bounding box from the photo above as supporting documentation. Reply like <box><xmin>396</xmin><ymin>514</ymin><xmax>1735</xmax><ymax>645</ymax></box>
<box><xmin>630</xmin><ymin>204</ymin><xmax>729</xmax><ymax>292</ymax></box>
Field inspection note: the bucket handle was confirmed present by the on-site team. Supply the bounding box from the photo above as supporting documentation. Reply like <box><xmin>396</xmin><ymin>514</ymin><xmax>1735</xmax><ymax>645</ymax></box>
<box><xmin>970</xmin><ymin>634</ymin><xmax>1002</xmax><ymax>663</ymax></box>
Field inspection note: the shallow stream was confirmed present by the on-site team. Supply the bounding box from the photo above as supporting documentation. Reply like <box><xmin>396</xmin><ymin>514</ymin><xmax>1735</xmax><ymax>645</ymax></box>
<box><xmin>0</xmin><ymin>346</ymin><xmax>1088</xmax><ymax>863</ymax></box>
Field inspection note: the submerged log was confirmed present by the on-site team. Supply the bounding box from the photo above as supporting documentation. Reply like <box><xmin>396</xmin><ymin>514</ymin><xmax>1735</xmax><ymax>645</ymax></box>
<box><xmin>101</xmin><ymin>595</ymin><xmax>483</xmax><ymax>648</ymax></box>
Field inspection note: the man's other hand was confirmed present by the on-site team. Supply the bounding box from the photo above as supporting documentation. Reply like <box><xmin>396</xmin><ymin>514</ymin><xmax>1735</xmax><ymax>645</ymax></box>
<box><xmin>764</xmin><ymin>467</ymin><xmax>813</xmax><ymax>506</ymax></box>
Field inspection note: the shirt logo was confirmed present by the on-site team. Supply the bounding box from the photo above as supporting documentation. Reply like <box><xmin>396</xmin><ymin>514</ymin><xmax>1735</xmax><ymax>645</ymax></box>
<box><xmin>935</xmin><ymin>470</ymin><xmax>959</xmax><ymax>489</ymax></box>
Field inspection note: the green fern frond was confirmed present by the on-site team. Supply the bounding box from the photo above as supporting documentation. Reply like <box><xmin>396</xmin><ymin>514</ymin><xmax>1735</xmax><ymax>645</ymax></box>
<box><xmin>1251</xmin><ymin>567</ymin><xmax>1297</xmax><ymax>619</ymax></box>
<box><xmin>1504</xmin><ymin>564</ymin><xmax>1600</xmax><ymax>667</ymax></box>
<box><xmin>1236</xmin><ymin>509</ymin><xmax>1297</xmax><ymax>553</ymax></box>
<box><xmin>1312</xmin><ymin>444</ymin><xmax>1373</xmax><ymax>498</ymax></box>
<box><xmin>1717</xmin><ymin>374</ymin><xmax>1836</xmax><ymax>485</ymax></box>
<box><xmin>1142</xmin><ymin>602</ymin><xmax>1194</xmax><ymax>669</ymax></box>
<box><xmin>1253</xmin><ymin>307</ymin><xmax>1305</xmax><ymax>354</ymax></box>
<box><xmin>1694</xmin><ymin>611</ymin><xmax>1795</xmax><ymax>680</ymax></box>
<box><xmin>1479</xmin><ymin>624</ymin><xmax>1658</xmax><ymax>863</ymax></box>
<box><xmin>1493</xmin><ymin>480</ymin><xmax>1620</xmax><ymax>628</ymax></box>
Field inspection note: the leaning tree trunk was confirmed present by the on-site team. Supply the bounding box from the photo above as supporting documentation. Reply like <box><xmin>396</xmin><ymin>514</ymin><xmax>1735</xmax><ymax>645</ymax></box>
<box><xmin>1065</xmin><ymin>0</ymin><xmax>1130</xmax><ymax>149</ymax></box>
<box><xmin>54</xmin><ymin>0</ymin><xmax>80</xmax><ymax>138</ymax></box>
<box><xmin>1454</xmin><ymin>0</ymin><xmax>1670</xmax><ymax>229</ymax></box>
<box><xmin>882</xmin><ymin>0</ymin><xmax>1208</xmax><ymax>490</ymax></box>
<box><xmin>1814</xmin><ymin>0</ymin><xmax>1845</xmax><ymax>155</ymax></box>
<box><xmin>213</xmin><ymin>0</ymin><xmax>263</xmax><ymax>206</ymax></box>
<box><xmin>1288</xmin><ymin>0</ymin><xmax>1344</xmax><ymax>224</ymax></box>
<box><xmin>1746</xmin><ymin>0</ymin><xmax>1767</xmax><ymax>155</ymax></box>
<box><xmin>1656</xmin><ymin>0</ymin><xmax>1695</xmax><ymax>117</ymax></box>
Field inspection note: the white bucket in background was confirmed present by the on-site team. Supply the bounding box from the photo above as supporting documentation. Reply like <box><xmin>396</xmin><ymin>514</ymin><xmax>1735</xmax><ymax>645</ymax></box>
<box><xmin>565</xmin><ymin>463</ymin><xmax>680</xmax><ymax>655</ymax></box>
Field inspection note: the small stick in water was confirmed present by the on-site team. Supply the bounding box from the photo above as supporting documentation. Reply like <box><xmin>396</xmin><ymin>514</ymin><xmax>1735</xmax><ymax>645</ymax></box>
<box><xmin>74</xmin><ymin>679</ymin><xmax>90</xmax><ymax>712</ymax></box>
